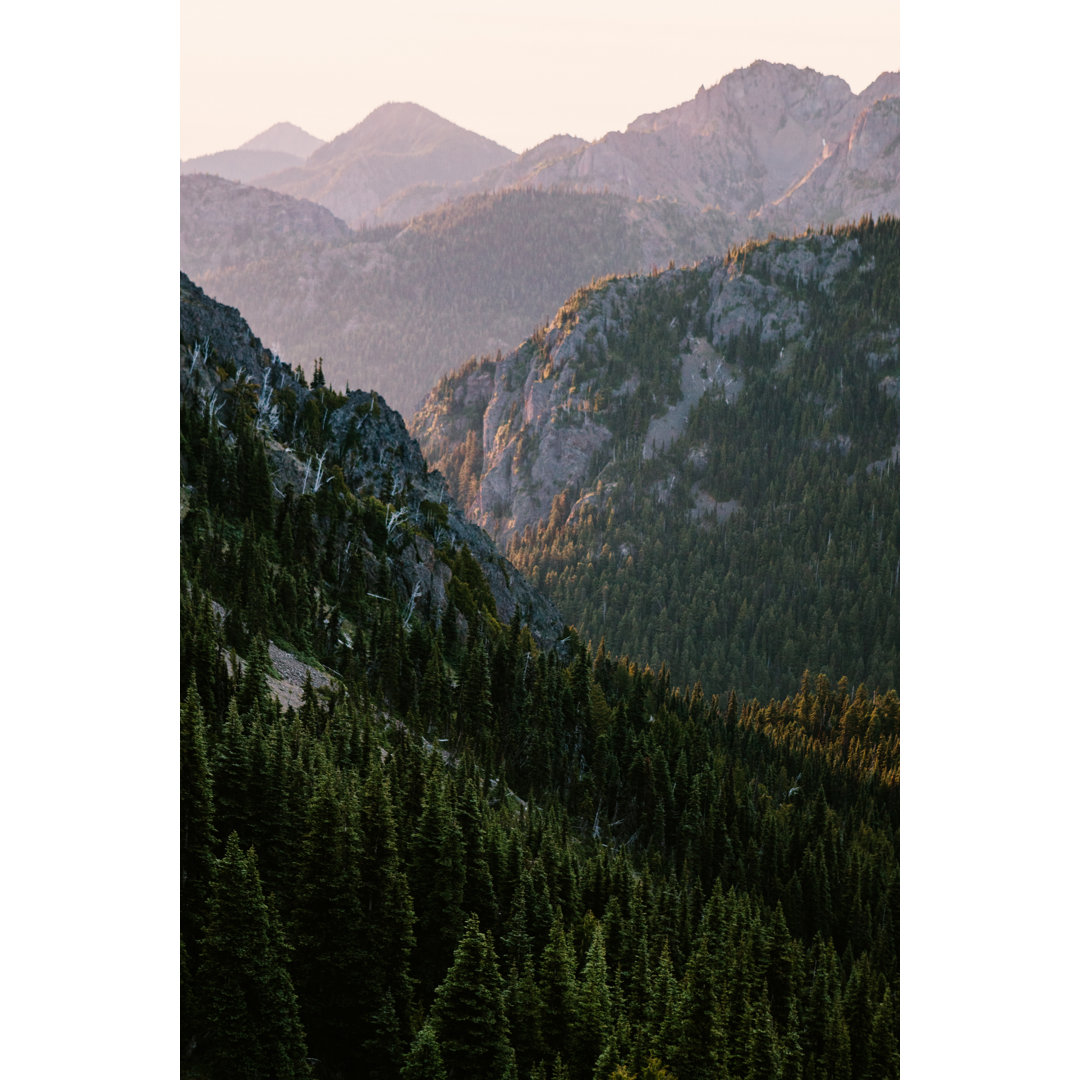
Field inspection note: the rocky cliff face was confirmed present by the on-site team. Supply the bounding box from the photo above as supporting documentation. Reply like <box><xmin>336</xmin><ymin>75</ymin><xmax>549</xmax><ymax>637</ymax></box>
<box><xmin>755</xmin><ymin>95</ymin><xmax>900</xmax><ymax>235</ymax></box>
<box><xmin>181</xmin><ymin>273</ymin><xmax>565</xmax><ymax>646</ymax></box>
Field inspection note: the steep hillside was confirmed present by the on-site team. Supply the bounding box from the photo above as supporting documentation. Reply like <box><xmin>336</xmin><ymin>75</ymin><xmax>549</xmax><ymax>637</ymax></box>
<box><xmin>755</xmin><ymin>95</ymin><xmax>900</xmax><ymax>236</ymax></box>
<box><xmin>413</xmin><ymin>217</ymin><xmax>900</xmax><ymax>700</ymax></box>
<box><xmin>253</xmin><ymin>102</ymin><xmax>516</xmax><ymax>226</ymax></box>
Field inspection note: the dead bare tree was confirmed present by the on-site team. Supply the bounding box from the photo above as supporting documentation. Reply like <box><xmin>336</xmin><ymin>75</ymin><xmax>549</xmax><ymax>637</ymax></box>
<box><xmin>255</xmin><ymin>369</ymin><xmax>281</xmax><ymax>434</ymax></box>
<box><xmin>311</xmin><ymin>450</ymin><xmax>329</xmax><ymax>494</ymax></box>
<box><xmin>385</xmin><ymin>504</ymin><xmax>408</xmax><ymax>544</ymax></box>
<box><xmin>206</xmin><ymin>391</ymin><xmax>225</xmax><ymax>428</ymax></box>
<box><xmin>401</xmin><ymin>580</ymin><xmax>422</xmax><ymax>629</ymax></box>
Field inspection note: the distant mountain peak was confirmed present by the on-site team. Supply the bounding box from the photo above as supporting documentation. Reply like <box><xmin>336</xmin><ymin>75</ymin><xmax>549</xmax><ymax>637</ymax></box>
<box><xmin>239</xmin><ymin>121</ymin><xmax>325</xmax><ymax>158</ymax></box>
<box><xmin>259</xmin><ymin>102</ymin><xmax>516</xmax><ymax>225</ymax></box>
<box><xmin>308</xmin><ymin>102</ymin><xmax>512</xmax><ymax>166</ymax></box>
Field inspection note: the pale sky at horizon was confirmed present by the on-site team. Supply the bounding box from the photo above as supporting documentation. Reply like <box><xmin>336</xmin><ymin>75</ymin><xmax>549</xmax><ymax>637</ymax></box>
<box><xmin>181</xmin><ymin>0</ymin><xmax>899</xmax><ymax>160</ymax></box>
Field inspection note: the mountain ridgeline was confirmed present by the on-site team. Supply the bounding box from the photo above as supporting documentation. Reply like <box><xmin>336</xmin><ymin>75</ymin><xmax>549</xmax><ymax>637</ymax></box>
<box><xmin>180</xmin><ymin>61</ymin><xmax>898</xmax><ymax>413</ymax></box>
<box><xmin>180</xmin><ymin>271</ymin><xmax>899</xmax><ymax>1080</ymax></box>
<box><xmin>181</xmin><ymin>181</ymin><xmax>740</xmax><ymax>414</ymax></box>
<box><xmin>413</xmin><ymin>217</ymin><xmax>899</xmax><ymax>702</ymax></box>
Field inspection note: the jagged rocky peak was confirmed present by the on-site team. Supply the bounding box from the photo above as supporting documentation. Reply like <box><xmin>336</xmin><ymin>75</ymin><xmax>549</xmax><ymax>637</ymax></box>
<box><xmin>628</xmin><ymin>61</ymin><xmax>853</xmax><ymax>138</ymax></box>
<box><xmin>180</xmin><ymin>272</ymin><xmax>565</xmax><ymax>646</ymax></box>
<box><xmin>858</xmin><ymin>71</ymin><xmax>900</xmax><ymax>102</ymax></box>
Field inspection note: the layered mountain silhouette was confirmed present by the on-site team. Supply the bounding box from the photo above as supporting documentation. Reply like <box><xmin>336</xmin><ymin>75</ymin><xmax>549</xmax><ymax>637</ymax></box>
<box><xmin>180</xmin><ymin>61</ymin><xmax>898</xmax><ymax>413</ymax></box>
<box><xmin>251</xmin><ymin>103</ymin><xmax>517</xmax><ymax>226</ymax></box>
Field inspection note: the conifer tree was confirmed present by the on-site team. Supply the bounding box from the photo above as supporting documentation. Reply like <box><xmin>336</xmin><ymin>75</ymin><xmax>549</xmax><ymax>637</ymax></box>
<box><xmin>539</xmin><ymin>915</ymin><xmax>577</xmax><ymax>1063</ymax></box>
<box><xmin>403</xmin><ymin>1022</ymin><xmax>448</xmax><ymax>1080</ymax></box>
<box><xmin>664</xmin><ymin>941</ymin><xmax>725</xmax><ymax>1080</ymax></box>
<box><xmin>180</xmin><ymin>684</ymin><xmax>216</xmax><ymax>945</ymax></box>
<box><xmin>572</xmin><ymin>922</ymin><xmax>613</xmax><ymax>1078</ymax></box>
<box><xmin>867</xmin><ymin>983</ymin><xmax>899</xmax><ymax>1080</ymax></box>
<box><xmin>409</xmin><ymin>776</ymin><xmax>467</xmax><ymax>997</ymax></box>
<box><xmin>196</xmin><ymin>833</ymin><xmax>309</xmax><ymax>1079</ymax></box>
<box><xmin>290</xmin><ymin>771</ymin><xmax>369</xmax><ymax>1074</ymax></box>
<box><xmin>214</xmin><ymin>697</ymin><xmax>252</xmax><ymax>846</ymax></box>
<box><xmin>354</xmin><ymin>765</ymin><xmax>417</xmax><ymax>1076</ymax></box>
<box><xmin>430</xmin><ymin>913</ymin><xmax>517</xmax><ymax>1079</ymax></box>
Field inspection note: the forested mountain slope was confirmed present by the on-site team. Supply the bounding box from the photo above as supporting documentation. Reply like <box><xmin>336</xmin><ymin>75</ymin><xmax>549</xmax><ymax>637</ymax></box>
<box><xmin>413</xmin><ymin>217</ymin><xmax>899</xmax><ymax>701</ymax></box>
<box><xmin>180</xmin><ymin>276</ymin><xmax>898</xmax><ymax>1080</ymax></box>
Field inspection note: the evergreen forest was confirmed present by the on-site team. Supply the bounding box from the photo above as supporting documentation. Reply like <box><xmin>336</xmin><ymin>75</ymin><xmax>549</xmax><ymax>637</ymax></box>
<box><xmin>180</xmin><ymin>260</ymin><xmax>899</xmax><ymax>1080</ymax></box>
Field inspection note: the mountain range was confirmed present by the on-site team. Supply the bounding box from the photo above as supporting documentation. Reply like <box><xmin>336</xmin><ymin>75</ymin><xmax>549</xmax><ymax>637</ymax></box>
<box><xmin>180</xmin><ymin>61</ymin><xmax>898</xmax><ymax>413</ymax></box>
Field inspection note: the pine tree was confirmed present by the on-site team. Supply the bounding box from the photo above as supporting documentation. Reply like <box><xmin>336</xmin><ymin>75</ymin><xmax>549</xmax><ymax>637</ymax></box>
<box><xmin>354</xmin><ymin>765</ymin><xmax>417</xmax><ymax>1077</ymax></box>
<box><xmin>290</xmin><ymin>770</ymin><xmax>368</xmax><ymax>1075</ymax></box>
<box><xmin>403</xmin><ymin>1022</ymin><xmax>449</xmax><ymax>1080</ymax></box>
<box><xmin>409</xmin><ymin>776</ymin><xmax>467</xmax><ymax>998</ymax></box>
<box><xmin>180</xmin><ymin>684</ymin><xmax>216</xmax><ymax>943</ymax></box>
<box><xmin>214</xmin><ymin>696</ymin><xmax>252</xmax><ymax>846</ymax></box>
<box><xmin>867</xmin><ymin>983</ymin><xmax>899</xmax><ymax>1080</ymax></box>
<box><xmin>664</xmin><ymin>941</ymin><xmax>725</xmax><ymax>1080</ymax></box>
<box><xmin>571</xmin><ymin>922</ymin><xmax>613</xmax><ymax>1078</ymax></box>
<box><xmin>196</xmin><ymin>833</ymin><xmax>310</xmax><ymax>1079</ymax></box>
<box><xmin>539</xmin><ymin>915</ymin><xmax>577</xmax><ymax>1063</ymax></box>
<box><xmin>430</xmin><ymin>913</ymin><xmax>517</xmax><ymax>1079</ymax></box>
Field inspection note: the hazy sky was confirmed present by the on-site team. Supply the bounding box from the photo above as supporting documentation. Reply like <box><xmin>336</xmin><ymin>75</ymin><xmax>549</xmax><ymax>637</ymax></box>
<box><xmin>181</xmin><ymin>0</ymin><xmax>899</xmax><ymax>159</ymax></box>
